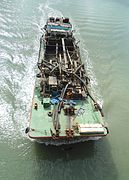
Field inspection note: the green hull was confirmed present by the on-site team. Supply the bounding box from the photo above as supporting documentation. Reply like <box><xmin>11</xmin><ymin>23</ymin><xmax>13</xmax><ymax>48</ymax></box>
<box><xmin>27</xmin><ymin>17</ymin><xmax>108</xmax><ymax>145</ymax></box>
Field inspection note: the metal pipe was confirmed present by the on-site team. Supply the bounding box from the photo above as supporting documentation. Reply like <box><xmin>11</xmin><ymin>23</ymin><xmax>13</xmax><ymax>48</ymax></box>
<box><xmin>62</xmin><ymin>38</ymin><xmax>68</xmax><ymax>68</ymax></box>
<box><xmin>67</xmin><ymin>49</ymin><xmax>73</xmax><ymax>66</ymax></box>
<box><xmin>42</xmin><ymin>62</ymin><xmax>53</xmax><ymax>70</ymax></box>
<box><xmin>43</xmin><ymin>59</ymin><xmax>55</xmax><ymax>67</ymax></box>
<box><xmin>38</xmin><ymin>37</ymin><xmax>44</xmax><ymax>64</ymax></box>
<box><xmin>50</xmin><ymin>64</ymin><xmax>59</xmax><ymax>74</ymax></box>
<box><xmin>74</xmin><ymin>64</ymin><xmax>84</xmax><ymax>73</ymax></box>
<box><xmin>59</xmin><ymin>54</ymin><xmax>62</xmax><ymax>75</ymax></box>
<box><xmin>56</xmin><ymin>43</ymin><xmax>58</xmax><ymax>59</ymax></box>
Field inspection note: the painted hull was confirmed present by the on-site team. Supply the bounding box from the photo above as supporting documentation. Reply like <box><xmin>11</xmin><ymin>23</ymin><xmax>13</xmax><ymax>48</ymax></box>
<box><xmin>29</xmin><ymin>135</ymin><xmax>104</xmax><ymax>146</ymax></box>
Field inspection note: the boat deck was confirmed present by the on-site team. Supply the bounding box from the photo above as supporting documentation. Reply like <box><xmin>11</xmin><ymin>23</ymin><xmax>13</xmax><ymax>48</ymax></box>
<box><xmin>29</xmin><ymin>87</ymin><xmax>105</xmax><ymax>139</ymax></box>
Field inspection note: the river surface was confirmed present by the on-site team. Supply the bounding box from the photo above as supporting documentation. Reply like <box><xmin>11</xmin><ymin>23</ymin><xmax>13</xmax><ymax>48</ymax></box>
<box><xmin>0</xmin><ymin>0</ymin><xmax>129</xmax><ymax>180</ymax></box>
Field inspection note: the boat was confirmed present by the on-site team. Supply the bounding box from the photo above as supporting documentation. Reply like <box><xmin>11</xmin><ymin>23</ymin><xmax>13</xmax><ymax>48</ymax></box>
<box><xmin>26</xmin><ymin>17</ymin><xmax>109</xmax><ymax>145</ymax></box>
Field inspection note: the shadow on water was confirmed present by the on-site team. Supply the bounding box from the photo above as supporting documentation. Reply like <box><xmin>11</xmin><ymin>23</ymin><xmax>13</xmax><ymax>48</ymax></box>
<box><xmin>33</xmin><ymin>139</ymin><xmax>118</xmax><ymax>180</ymax></box>
<box><xmin>34</xmin><ymin>140</ymin><xmax>95</xmax><ymax>160</ymax></box>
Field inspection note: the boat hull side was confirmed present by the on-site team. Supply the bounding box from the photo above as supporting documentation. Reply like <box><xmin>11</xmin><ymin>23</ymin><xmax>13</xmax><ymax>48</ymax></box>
<box><xmin>28</xmin><ymin>134</ymin><xmax>107</xmax><ymax>145</ymax></box>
